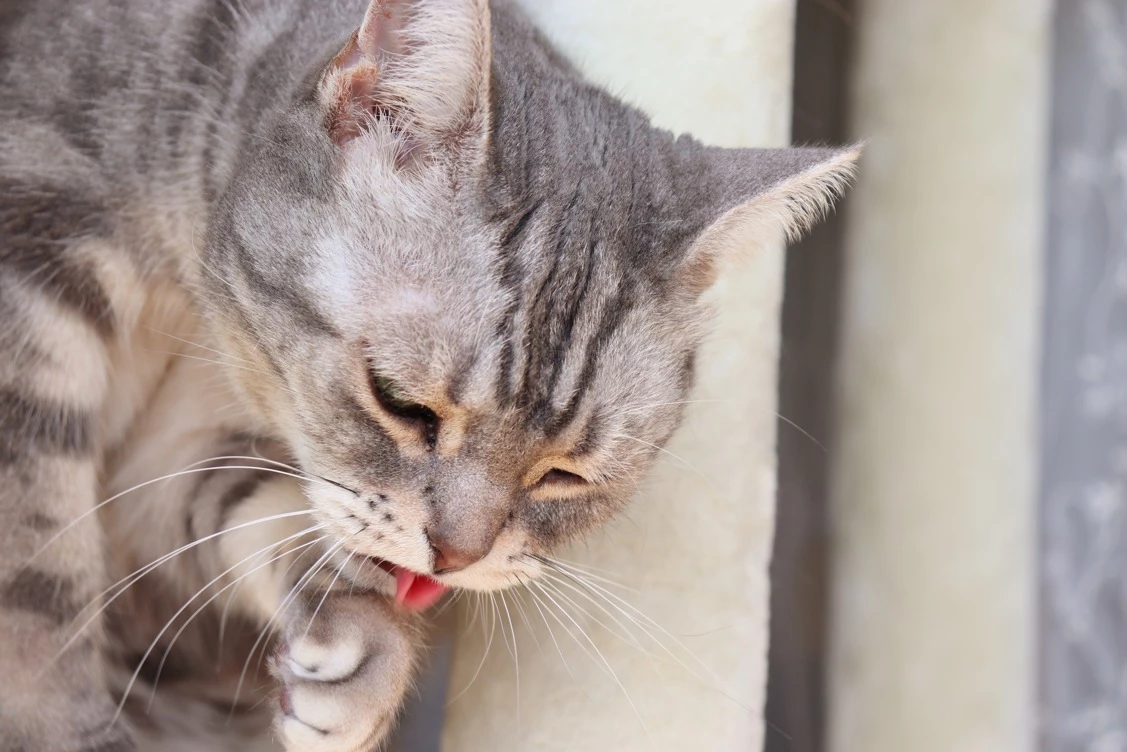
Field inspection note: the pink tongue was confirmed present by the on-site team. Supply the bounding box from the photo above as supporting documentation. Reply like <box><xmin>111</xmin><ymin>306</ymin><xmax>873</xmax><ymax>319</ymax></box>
<box><xmin>393</xmin><ymin>567</ymin><xmax>448</xmax><ymax>611</ymax></box>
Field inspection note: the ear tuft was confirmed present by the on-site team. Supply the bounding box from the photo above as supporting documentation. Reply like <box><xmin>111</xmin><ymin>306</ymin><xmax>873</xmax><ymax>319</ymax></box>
<box><xmin>757</xmin><ymin>145</ymin><xmax>861</xmax><ymax>244</ymax></box>
<box><xmin>676</xmin><ymin>144</ymin><xmax>862</xmax><ymax>293</ymax></box>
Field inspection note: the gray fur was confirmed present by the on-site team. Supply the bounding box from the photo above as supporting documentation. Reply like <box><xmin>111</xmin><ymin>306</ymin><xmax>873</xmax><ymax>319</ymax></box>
<box><xmin>0</xmin><ymin>0</ymin><xmax>856</xmax><ymax>749</ymax></box>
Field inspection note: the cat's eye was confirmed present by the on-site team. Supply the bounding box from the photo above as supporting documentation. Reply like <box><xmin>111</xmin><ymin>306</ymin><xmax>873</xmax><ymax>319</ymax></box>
<box><xmin>368</xmin><ymin>371</ymin><xmax>439</xmax><ymax>449</ymax></box>
<box><xmin>535</xmin><ymin>468</ymin><xmax>589</xmax><ymax>489</ymax></box>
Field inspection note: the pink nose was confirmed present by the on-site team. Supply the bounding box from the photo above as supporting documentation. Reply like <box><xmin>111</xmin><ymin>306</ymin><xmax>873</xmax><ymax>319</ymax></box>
<box><xmin>428</xmin><ymin>533</ymin><xmax>487</xmax><ymax>575</ymax></box>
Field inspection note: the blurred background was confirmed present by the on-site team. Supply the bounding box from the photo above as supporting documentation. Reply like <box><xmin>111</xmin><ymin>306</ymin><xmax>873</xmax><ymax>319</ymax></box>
<box><xmin>767</xmin><ymin>1</ymin><xmax>1123</xmax><ymax>751</ymax></box>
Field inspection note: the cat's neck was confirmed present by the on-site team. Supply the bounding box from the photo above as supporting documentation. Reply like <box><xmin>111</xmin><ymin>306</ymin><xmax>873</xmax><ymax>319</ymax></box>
<box><xmin>143</xmin><ymin>3</ymin><xmax>363</xmax><ymax>272</ymax></box>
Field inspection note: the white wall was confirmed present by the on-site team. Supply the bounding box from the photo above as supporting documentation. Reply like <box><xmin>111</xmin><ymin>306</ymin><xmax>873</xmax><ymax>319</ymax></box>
<box><xmin>829</xmin><ymin>2</ymin><xmax>1050</xmax><ymax>751</ymax></box>
<box><xmin>441</xmin><ymin>1</ymin><xmax>798</xmax><ymax>750</ymax></box>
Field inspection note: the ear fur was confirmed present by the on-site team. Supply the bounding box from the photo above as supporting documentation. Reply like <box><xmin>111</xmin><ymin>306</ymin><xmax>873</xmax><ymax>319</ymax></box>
<box><xmin>677</xmin><ymin>144</ymin><xmax>861</xmax><ymax>293</ymax></box>
<box><xmin>320</xmin><ymin>0</ymin><xmax>491</xmax><ymax>153</ymax></box>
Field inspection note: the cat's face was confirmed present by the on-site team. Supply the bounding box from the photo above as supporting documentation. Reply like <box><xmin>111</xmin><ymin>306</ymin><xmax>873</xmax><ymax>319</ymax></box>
<box><xmin>204</xmin><ymin>0</ymin><xmax>856</xmax><ymax>596</ymax></box>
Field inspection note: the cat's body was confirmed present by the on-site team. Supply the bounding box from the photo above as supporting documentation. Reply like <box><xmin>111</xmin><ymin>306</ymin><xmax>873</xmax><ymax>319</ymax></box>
<box><xmin>2</xmin><ymin>3</ymin><xmax>408</xmax><ymax>748</ymax></box>
<box><xmin>0</xmin><ymin>1</ymin><xmax>856</xmax><ymax>750</ymax></box>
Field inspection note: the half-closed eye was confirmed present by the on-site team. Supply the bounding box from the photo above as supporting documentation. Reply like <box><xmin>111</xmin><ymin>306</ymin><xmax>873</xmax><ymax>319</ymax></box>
<box><xmin>534</xmin><ymin>468</ymin><xmax>589</xmax><ymax>490</ymax></box>
<box><xmin>367</xmin><ymin>367</ymin><xmax>439</xmax><ymax>449</ymax></box>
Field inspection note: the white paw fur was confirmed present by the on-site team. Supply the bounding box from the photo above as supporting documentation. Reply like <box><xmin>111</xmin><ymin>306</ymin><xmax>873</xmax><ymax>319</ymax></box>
<box><xmin>273</xmin><ymin>591</ymin><xmax>418</xmax><ymax>752</ymax></box>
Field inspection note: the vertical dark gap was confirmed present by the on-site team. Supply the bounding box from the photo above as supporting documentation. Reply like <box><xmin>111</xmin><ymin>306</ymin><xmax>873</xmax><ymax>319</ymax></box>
<box><xmin>765</xmin><ymin>2</ymin><xmax>855</xmax><ymax>751</ymax></box>
<box><xmin>387</xmin><ymin>611</ymin><xmax>455</xmax><ymax>752</ymax></box>
<box><xmin>1039</xmin><ymin>2</ymin><xmax>1127</xmax><ymax>749</ymax></box>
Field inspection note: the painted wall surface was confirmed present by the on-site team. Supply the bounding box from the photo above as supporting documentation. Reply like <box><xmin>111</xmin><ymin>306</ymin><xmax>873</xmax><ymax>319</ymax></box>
<box><xmin>441</xmin><ymin>1</ymin><xmax>797</xmax><ymax>750</ymax></box>
<box><xmin>829</xmin><ymin>2</ymin><xmax>1049</xmax><ymax>751</ymax></box>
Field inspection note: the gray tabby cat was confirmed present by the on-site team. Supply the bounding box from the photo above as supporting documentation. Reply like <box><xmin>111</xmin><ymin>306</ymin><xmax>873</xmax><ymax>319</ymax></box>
<box><xmin>0</xmin><ymin>0</ymin><xmax>857</xmax><ymax>749</ymax></box>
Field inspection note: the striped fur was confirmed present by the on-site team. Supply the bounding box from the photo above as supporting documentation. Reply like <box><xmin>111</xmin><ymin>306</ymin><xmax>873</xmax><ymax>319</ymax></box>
<box><xmin>0</xmin><ymin>0</ymin><xmax>856</xmax><ymax>749</ymax></box>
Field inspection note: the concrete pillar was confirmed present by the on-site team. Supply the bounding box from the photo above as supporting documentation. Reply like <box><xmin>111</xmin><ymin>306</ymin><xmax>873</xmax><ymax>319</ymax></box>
<box><xmin>829</xmin><ymin>3</ymin><xmax>1050</xmax><ymax>751</ymax></box>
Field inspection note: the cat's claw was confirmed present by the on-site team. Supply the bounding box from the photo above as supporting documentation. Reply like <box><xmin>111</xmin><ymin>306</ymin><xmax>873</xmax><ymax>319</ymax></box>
<box><xmin>272</xmin><ymin>591</ymin><xmax>418</xmax><ymax>752</ymax></box>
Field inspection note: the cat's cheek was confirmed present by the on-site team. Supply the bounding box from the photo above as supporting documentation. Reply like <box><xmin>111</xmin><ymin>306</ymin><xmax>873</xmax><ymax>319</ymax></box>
<box><xmin>520</xmin><ymin>496</ymin><xmax>617</xmax><ymax>553</ymax></box>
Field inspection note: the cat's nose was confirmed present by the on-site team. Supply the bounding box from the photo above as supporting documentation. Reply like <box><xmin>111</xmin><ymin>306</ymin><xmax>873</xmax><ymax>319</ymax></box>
<box><xmin>428</xmin><ymin>532</ymin><xmax>487</xmax><ymax>574</ymax></box>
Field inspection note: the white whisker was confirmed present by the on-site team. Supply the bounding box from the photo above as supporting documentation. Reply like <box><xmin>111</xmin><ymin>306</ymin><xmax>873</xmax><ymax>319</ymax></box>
<box><xmin>617</xmin><ymin>434</ymin><xmax>715</xmax><ymax>490</ymax></box>
<box><xmin>543</xmin><ymin>560</ymin><xmax>750</xmax><ymax>713</ymax></box>
<box><xmin>30</xmin><ymin>467</ymin><xmax>333</xmax><ymax>562</ymax></box>
<box><xmin>524</xmin><ymin>584</ymin><xmax>575</xmax><ymax>680</ymax></box>
<box><xmin>142</xmin><ymin>349</ymin><xmax>275</xmax><ymax>378</ymax></box>
<box><xmin>532</xmin><ymin>581</ymin><xmax>650</xmax><ymax>739</ymax></box>
<box><xmin>303</xmin><ymin>549</ymin><xmax>354</xmax><ymax>640</ymax></box>
<box><xmin>180</xmin><ymin>454</ymin><xmax>355</xmax><ymax>495</ymax></box>
<box><xmin>115</xmin><ymin>533</ymin><xmax>326</xmax><ymax>721</ymax></box>
<box><xmin>147</xmin><ymin>536</ymin><xmax>328</xmax><ymax>709</ymax></box>
<box><xmin>230</xmin><ymin>535</ymin><xmax>353</xmax><ymax>714</ymax></box>
<box><xmin>144</xmin><ymin>328</ymin><xmax>257</xmax><ymax>365</ymax></box>
<box><xmin>537</xmin><ymin>555</ymin><xmax>637</xmax><ymax>592</ymax></box>
<box><xmin>498</xmin><ymin>591</ymin><xmax>520</xmax><ymax>724</ymax></box>
<box><xmin>53</xmin><ymin>515</ymin><xmax>322</xmax><ymax>666</ymax></box>
<box><xmin>538</xmin><ymin>573</ymin><xmax>646</xmax><ymax>652</ymax></box>
<box><xmin>445</xmin><ymin>590</ymin><xmax>498</xmax><ymax>708</ymax></box>
<box><xmin>506</xmin><ymin>577</ymin><xmax>544</xmax><ymax>658</ymax></box>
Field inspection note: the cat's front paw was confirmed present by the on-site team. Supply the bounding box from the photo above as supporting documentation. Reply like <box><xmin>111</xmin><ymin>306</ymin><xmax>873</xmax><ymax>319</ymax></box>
<box><xmin>272</xmin><ymin>591</ymin><xmax>418</xmax><ymax>752</ymax></box>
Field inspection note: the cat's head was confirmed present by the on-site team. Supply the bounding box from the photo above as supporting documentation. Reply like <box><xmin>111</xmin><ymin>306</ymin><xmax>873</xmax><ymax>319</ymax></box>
<box><xmin>204</xmin><ymin>0</ymin><xmax>857</xmax><ymax>599</ymax></box>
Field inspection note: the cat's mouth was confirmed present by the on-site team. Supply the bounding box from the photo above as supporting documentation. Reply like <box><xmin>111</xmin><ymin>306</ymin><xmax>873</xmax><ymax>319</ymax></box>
<box><xmin>369</xmin><ymin>556</ymin><xmax>448</xmax><ymax>611</ymax></box>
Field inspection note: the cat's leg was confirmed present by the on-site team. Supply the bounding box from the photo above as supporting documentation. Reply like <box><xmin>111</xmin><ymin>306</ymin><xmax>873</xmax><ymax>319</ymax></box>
<box><xmin>209</xmin><ymin>475</ymin><xmax>423</xmax><ymax>752</ymax></box>
<box><xmin>271</xmin><ymin>586</ymin><xmax>421</xmax><ymax>752</ymax></box>
<box><xmin>0</xmin><ymin>277</ymin><xmax>132</xmax><ymax>748</ymax></box>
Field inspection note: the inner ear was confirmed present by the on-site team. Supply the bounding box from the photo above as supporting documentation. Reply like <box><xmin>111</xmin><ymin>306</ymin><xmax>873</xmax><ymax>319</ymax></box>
<box><xmin>319</xmin><ymin>0</ymin><xmax>491</xmax><ymax>154</ymax></box>
<box><xmin>323</xmin><ymin>48</ymin><xmax>390</xmax><ymax>146</ymax></box>
<box><xmin>357</xmin><ymin>0</ymin><xmax>413</xmax><ymax>61</ymax></box>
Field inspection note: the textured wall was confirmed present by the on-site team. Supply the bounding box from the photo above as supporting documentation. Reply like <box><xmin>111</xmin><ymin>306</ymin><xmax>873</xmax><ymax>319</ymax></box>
<box><xmin>440</xmin><ymin>1</ymin><xmax>797</xmax><ymax>750</ymax></box>
<box><xmin>829</xmin><ymin>2</ymin><xmax>1049</xmax><ymax>751</ymax></box>
<box><xmin>1041</xmin><ymin>1</ymin><xmax>1127</xmax><ymax>749</ymax></box>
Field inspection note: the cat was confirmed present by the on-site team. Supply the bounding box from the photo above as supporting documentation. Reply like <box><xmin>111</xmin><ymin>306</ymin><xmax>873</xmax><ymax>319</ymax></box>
<box><xmin>0</xmin><ymin>0</ymin><xmax>857</xmax><ymax>749</ymax></box>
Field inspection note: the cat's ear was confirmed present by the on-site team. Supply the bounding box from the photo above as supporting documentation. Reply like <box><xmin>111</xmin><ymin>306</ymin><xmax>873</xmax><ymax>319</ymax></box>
<box><xmin>319</xmin><ymin>0</ymin><xmax>491</xmax><ymax>157</ymax></box>
<box><xmin>675</xmin><ymin>144</ymin><xmax>861</xmax><ymax>293</ymax></box>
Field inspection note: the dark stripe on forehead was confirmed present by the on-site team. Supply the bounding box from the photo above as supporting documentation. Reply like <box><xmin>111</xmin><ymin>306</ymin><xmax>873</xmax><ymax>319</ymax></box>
<box><xmin>542</xmin><ymin>236</ymin><xmax>597</xmax><ymax>399</ymax></box>
<box><xmin>0</xmin><ymin>389</ymin><xmax>95</xmax><ymax>465</ymax></box>
<box><xmin>572</xmin><ymin>412</ymin><xmax>604</xmax><ymax>457</ymax></box>
<box><xmin>0</xmin><ymin>182</ymin><xmax>115</xmax><ymax>337</ymax></box>
<box><xmin>493</xmin><ymin>200</ymin><xmax>543</xmax><ymax>402</ymax></box>
<box><xmin>548</xmin><ymin>283</ymin><xmax>633</xmax><ymax>435</ymax></box>
<box><xmin>446</xmin><ymin>349</ymin><xmax>481</xmax><ymax>406</ymax></box>
<box><xmin>515</xmin><ymin>189</ymin><xmax>627</xmax><ymax>432</ymax></box>
<box><xmin>517</xmin><ymin>191</ymin><xmax>577</xmax><ymax>414</ymax></box>
<box><xmin>184</xmin><ymin>0</ymin><xmax>238</xmax><ymax>108</ymax></box>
